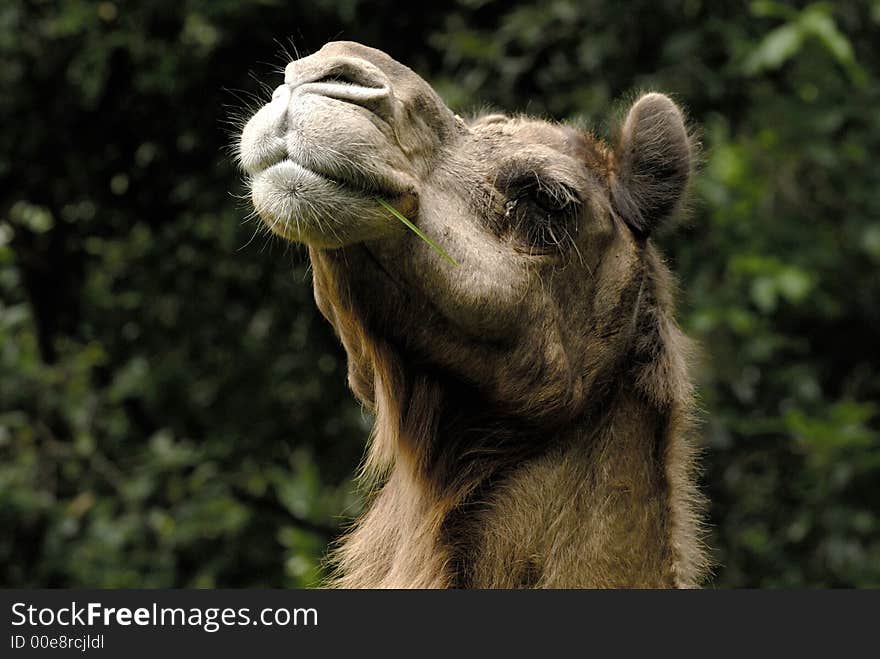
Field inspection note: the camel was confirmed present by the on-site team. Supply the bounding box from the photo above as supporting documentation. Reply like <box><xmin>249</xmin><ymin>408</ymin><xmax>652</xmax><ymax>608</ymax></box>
<box><xmin>238</xmin><ymin>41</ymin><xmax>708</xmax><ymax>588</ymax></box>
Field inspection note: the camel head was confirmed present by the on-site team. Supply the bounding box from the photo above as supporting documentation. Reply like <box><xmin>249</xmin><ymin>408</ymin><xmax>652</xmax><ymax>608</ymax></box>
<box><xmin>239</xmin><ymin>41</ymin><xmax>693</xmax><ymax>426</ymax></box>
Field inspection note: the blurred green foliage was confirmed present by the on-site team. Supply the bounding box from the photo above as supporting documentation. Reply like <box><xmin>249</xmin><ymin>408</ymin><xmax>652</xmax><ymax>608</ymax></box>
<box><xmin>1</xmin><ymin>0</ymin><xmax>878</xmax><ymax>587</ymax></box>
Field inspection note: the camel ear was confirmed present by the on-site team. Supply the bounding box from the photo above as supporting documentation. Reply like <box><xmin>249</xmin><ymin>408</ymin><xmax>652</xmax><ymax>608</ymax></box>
<box><xmin>611</xmin><ymin>93</ymin><xmax>691</xmax><ymax>236</ymax></box>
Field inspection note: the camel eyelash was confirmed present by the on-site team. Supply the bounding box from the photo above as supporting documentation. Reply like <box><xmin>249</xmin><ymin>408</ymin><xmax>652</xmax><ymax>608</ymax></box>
<box><xmin>496</xmin><ymin>177</ymin><xmax>581</xmax><ymax>252</ymax></box>
<box><xmin>511</xmin><ymin>181</ymin><xmax>579</xmax><ymax>212</ymax></box>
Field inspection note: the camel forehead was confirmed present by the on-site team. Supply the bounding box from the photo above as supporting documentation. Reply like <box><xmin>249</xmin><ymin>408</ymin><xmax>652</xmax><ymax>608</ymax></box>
<box><xmin>473</xmin><ymin>116</ymin><xmax>611</xmax><ymax>173</ymax></box>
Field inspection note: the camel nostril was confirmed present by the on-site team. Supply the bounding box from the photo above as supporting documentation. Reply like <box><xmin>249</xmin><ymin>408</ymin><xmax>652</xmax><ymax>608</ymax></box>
<box><xmin>313</xmin><ymin>73</ymin><xmax>350</xmax><ymax>85</ymax></box>
<box><xmin>285</xmin><ymin>57</ymin><xmax>395</xmax><ymax>122</ymax></box>
<box><xmin>304</xmin><ymin>79</ymin><xmax>393</xmax><ymax>123</ymax></box>
<box><xmin>312</xmin><ymin>72</ymin><xmax>372</xmax><ymax>87</ymax></box>
<box><xmin>307</xmin><ymin>59</ymin><xmax>388</xmax><ymax>90</ymax></box>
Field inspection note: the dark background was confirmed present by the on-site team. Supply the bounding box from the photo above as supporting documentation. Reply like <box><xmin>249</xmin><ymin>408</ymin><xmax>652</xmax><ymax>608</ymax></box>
<box><xmin>1</xmin><ymin>0</ymin><xmax>878</xmax><ymax>588</ymax></box>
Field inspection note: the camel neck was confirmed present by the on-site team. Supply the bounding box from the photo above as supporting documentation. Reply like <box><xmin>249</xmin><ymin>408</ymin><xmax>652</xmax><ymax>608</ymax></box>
<box><xmin>433</xmin><ymin>388</ymin><xmax>681</xmax><ymax>587</ymax></box>
<box><xmin>331</xmin><ymin>375</ymin><xmax>705</xmax><ymax>588</ymax></box>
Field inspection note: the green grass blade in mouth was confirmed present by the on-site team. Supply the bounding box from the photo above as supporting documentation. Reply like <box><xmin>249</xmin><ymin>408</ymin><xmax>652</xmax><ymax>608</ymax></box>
<box><xmin>375</xmin><ymin>197</ymin><xmax>459</xmax><ymax>268</ymax></box>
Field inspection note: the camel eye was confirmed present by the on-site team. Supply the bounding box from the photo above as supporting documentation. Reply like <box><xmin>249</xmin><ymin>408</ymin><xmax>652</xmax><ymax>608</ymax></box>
<box><xmin>501</xmin><ymin>179</ymin><xmax>579</xmax><ymax>252</ymax></box>
<box><xmin>524</xmin><ymin>186</ymin><xmax>571</xmax><ymax>213</ymax></box>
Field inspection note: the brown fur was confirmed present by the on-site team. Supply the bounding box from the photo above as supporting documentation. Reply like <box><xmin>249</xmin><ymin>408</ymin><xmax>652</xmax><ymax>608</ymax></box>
<box><xmin>239</xmin><ymin>42</ymin><xmax>710</xmax><ymax>588</ymax></box>
<box><xmin>315</xmin><ymin>240</ymin><xmax>708</xmax><ymax>588</ymax></box>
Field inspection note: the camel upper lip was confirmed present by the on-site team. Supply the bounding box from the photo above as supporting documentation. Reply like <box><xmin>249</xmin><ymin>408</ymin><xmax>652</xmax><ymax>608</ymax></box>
<box><xmin>252</xmin><ymin>158</ymin><xmax>420</xmax><ymax>234</ymax></box>
<box><xmin>256</xmin><ymin>157</ymin><xmax>390</xmax><ymax>198</ymax></box>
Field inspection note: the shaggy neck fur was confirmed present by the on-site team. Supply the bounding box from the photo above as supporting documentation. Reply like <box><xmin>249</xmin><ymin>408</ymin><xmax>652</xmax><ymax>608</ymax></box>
<box><xmin>320</xmin><ymin>247</ymin><xmax>708</xmax><ymax>589</ymax></box>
